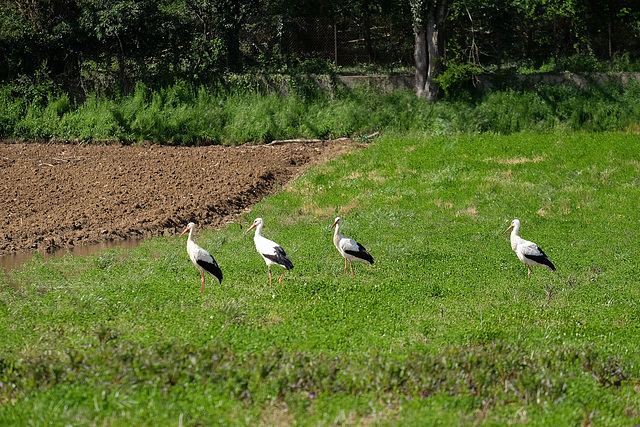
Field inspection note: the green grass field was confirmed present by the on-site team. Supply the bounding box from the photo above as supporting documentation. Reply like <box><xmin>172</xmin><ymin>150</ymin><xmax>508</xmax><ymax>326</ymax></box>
<box><xmin>1</xmin><ymin>132</ymin><xmax>640</xmax><ymax>425</ymax></box>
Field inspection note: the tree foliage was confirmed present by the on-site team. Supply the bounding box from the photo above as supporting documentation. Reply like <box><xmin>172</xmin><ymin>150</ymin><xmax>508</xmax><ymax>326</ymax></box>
<box><xmin>0</xmin><ymin>0</ymin><xmax>639</xmax><ymax>99</ymax></box>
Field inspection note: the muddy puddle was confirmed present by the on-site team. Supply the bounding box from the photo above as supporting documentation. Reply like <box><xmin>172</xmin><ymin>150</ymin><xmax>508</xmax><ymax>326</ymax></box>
<box><xmin>0</xmin><ymin>237</ymin><xmax>146</xmax><ymax>284</ymax></box>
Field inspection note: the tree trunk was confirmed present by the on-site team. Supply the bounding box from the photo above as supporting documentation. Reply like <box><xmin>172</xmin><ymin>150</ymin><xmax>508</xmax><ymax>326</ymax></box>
<box><xmin>363</xmin><ymin>15</ymin><xmax>375</xmax><ymax>62</ymax></box>
<box><xmin>225</xmin><ymin>27</ymin><xmax>241</xmax><ymax>72</ymax></box>
<box><xmin>425</xmin><ymin>0</ymin><xmax>448</xmax><ymax>101</ymax></box>
<box><xmin>414</xmin><ymin>25</ymin><xmax>428</xmax><ymax>98</ymax></box>
<box><xmin>413</xmin><ymin>0</ymin><xmax>449</xmax><ymax>101</ymax></box>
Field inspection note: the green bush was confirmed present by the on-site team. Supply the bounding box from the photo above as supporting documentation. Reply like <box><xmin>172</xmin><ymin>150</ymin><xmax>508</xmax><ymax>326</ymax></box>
<box><xmin>434</xmin><ymin>63</ymin><xmax>483</xmax><ymax>101</ymax></box>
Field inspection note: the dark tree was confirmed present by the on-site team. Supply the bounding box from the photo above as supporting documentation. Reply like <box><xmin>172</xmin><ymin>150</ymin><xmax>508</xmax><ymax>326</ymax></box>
<box><xmin>412</xmin><ymin>0</ymin><xmax>451</xmax><ymax>101</ymax></box>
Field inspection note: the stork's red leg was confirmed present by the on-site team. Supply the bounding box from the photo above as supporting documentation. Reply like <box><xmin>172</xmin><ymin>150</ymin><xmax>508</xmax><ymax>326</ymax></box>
<box><xmin>343</xmin><ymin>259</ymin><xmax>348</xmax><ymax>276</ymax></box>
<box><xmin>200</xmin><ymin>272</ymin><xmax>205</xmax><ymax>293</ymax></box>
<box><xmin>279</xmin><ymin>269</ymin><xmax>284</xmax><ymax>283</ymax></box>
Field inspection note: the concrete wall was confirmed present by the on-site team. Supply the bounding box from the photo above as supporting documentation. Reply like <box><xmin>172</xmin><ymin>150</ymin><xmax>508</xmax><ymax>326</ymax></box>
<box><xmin>336</xmin><ymin>72</ymin><xmax>640</xmax><ymax>93</ymax></box>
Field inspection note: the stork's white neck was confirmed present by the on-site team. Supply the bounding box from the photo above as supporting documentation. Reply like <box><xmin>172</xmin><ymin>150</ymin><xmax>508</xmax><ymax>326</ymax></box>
<box><xmin>332</xmin><ymin>221</ymin><xmax>344</xmax><ymax>246</ymax></box>
<box><xmin>186</xmin><ymin>226</ymin><xmax>195</xmax><ymax>244</ymax></box>
<box><xmin>253</xmin><ymin>222</ymin><xmax>263</xmax><ymax>238</ymax></box>
<box><xmin>332</xmin><ymin>221</ymin><xmax>341</xmax><ymax>235</ymax></box>
<box><xmin>511</xmin><ymin>222</ymin><xmax>520</xmax><ymax>237</ymax></box>
<box><xmin>509</xmin><ymin>222</ymin><xmax>521</xmax><ymax>251</ymax></box>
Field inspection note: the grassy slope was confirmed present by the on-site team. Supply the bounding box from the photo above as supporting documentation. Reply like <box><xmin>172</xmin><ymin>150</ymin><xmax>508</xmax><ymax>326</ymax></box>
<box><xmin>1</xmin><ymin>132</ymin><xmax>640</xmax><ymax>425</ymax></box>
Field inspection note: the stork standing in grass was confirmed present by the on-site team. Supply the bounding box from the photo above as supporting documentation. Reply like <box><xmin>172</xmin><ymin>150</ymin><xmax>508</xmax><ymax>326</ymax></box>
<box><xmin>246</xmin><ymin>218</ymin><xmax>293</xmax><ymax>287</ymax></box>
<box><xmin>180</xmin><ymin>222</ymin><xmax>223</xmax><ymax>293</ymax></box>
<box><xmin>504</xmin><ymin>218</ymin><xmax>556</xmax><ymax>276</ymax></box>
<box><xmin>331</xmin><ymin>217</ymin><xmax>374</xmax><ymax>277</ymax></box>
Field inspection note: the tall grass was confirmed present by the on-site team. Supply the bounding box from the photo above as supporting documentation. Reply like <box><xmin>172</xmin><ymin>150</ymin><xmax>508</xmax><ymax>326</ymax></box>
<box><xmin>2</xmin><ymin>79</ymin><xmax>640</xmax><ymax>143</ymax></box>
<box><xmin>1</xmin><ymin>132</ymin><xmax>640</xmax><ymax>424</ymax></box>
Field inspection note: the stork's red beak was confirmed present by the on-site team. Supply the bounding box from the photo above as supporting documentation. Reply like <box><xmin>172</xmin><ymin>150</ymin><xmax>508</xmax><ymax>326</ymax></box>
<box><xmin>331</xmin><ymin>220</ymin><xmax>338</xmax><ymax>229</ymax></box>
<box><xmin>503</xmin><ymin>224</ymin><xmax>514</xmax><ymax>234</ymax></box>
<box><xmin>246</xmin><ymin>223</ymin><xmax>257</xmax><ymax>233</ymax></box>
<box><xmin>180</xmin><ymin>227</ymin><xmax>189</xmax><ymax>236</ymax></box>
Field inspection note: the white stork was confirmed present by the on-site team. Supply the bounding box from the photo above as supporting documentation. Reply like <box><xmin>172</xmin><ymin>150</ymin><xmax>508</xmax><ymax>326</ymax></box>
<box><xmin>180</xmin><ymin>222</ymin><xmax>223</xmax><ymax>293</ymax></box>
<box><xmin>504</xmin><ymin>218</ymin><xmax>556</xmax><ymax>277</ymax></box>
<box><xmin>331</xmin><ymin>217</ymin><xmax>374</xmax><ymax>277</ymax></box>
<box><xmin>246</xmin><ymin>218</ymin><xmax>293</xmax><ymax>287</ymax></box>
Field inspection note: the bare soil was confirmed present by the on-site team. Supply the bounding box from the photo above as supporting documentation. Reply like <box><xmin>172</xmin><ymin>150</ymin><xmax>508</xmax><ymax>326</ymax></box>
<box><xmin>0</xmin><ymin>140</ymin><xmax>351</xmax><ymax>256</ymax></box>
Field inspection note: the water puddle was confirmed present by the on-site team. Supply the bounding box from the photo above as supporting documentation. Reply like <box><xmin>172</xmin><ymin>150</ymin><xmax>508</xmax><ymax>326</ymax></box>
<box><xmin>0</xmin><ymin>237</ymin><xmax>147</xmax><ymax>279</ymax></box>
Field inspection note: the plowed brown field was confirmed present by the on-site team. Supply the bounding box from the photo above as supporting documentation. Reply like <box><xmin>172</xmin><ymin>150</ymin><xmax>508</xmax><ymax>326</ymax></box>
<box><xmin>0</xmin><ymin>140</ymin><xmax>351</xmax><ymax>256</ymax></box>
